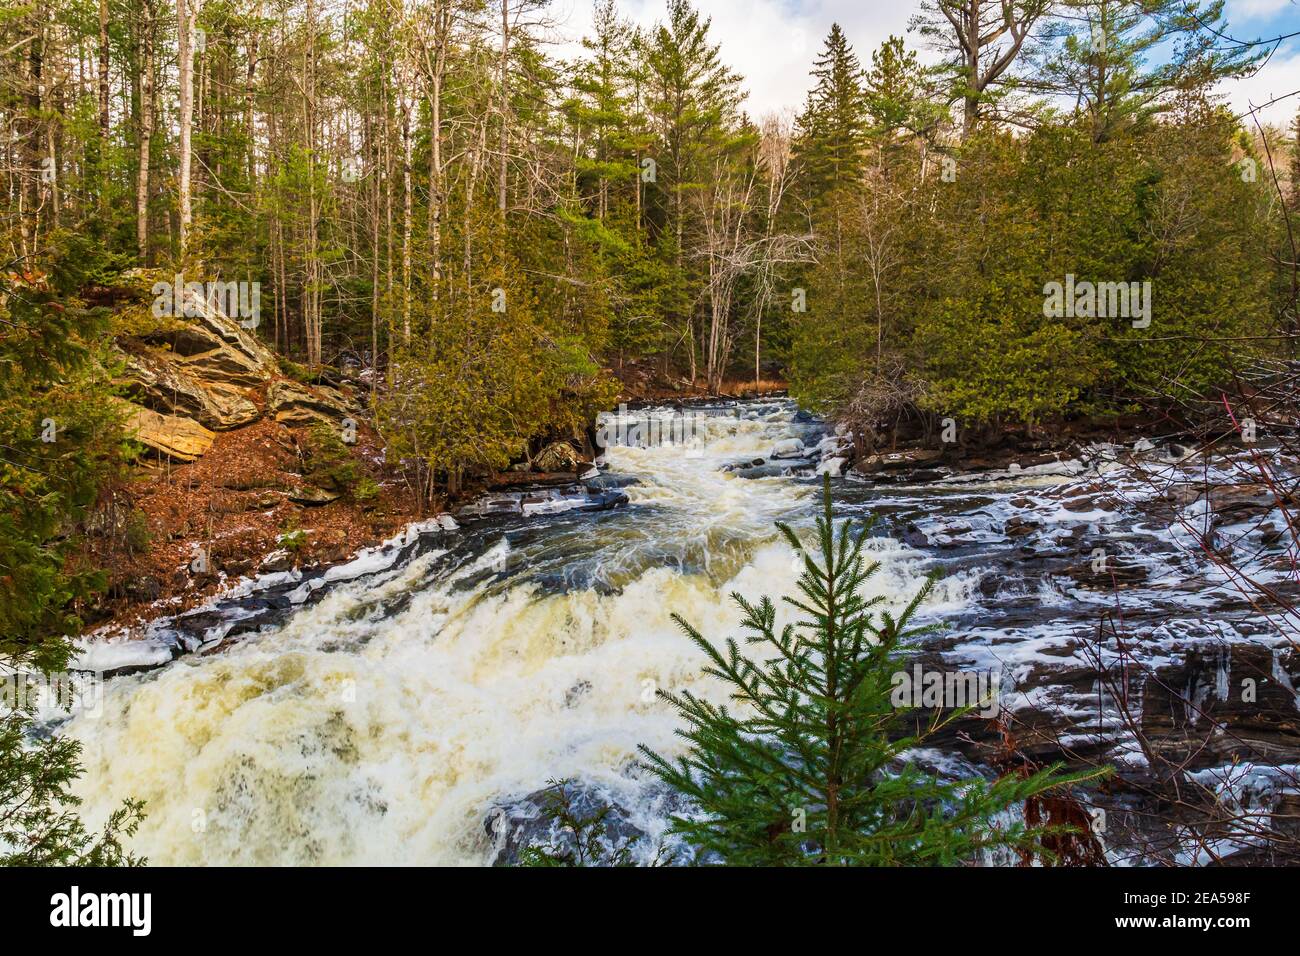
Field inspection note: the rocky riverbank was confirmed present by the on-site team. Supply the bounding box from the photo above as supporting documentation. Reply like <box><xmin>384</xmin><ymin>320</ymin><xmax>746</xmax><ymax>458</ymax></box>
<box><xmin>84</xmin><ymin>273</ymin><xmax>625</xmax><ymax>637</ymax></box>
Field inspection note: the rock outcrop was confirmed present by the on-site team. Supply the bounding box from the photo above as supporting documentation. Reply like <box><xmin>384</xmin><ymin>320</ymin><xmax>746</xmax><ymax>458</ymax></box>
<box><xmin>116</xmin><ymin>400</ymin><xmax>216</xmax><ymax>462</ymax></box>
<box><xmin>118</xmin><ymin>348</ymin><xmax>260</xmax><ymax>430</ymax></box>
<box><xmin>112</xmin><ymin>271</ymin><xmax>360</xmax><ymax>459</ymax></box>
<box><xmin>267</xmin><ymin>380</ymin><xmax>352</xmax><ymax>428</ymax></box>
<box><xmin>533</xmin><ymin>441</ymin><xmax>582</xmax><ymax>473</ymax></box>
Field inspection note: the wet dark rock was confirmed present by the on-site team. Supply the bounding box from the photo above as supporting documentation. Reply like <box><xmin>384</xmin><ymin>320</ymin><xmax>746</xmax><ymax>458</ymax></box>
<box><xmin>484</xmin><ymin>783</ymin><xmax>650</xmax><ymax>866</ymax></box>
<box><xmin>583</xmin><ymin>473</ymin><xmax>639</xmax><ymax>492</ymax></box>
<box><xmin>1064</xmin><ymin>558</ymin><xmax>1148</xmax><ymax>589</ymax></box>
<box><xmin>1141</xmin><ymin>646</ymin><xmax>1300</xmax><ymax>768</ymax></box>
<box><xmin>1004</xmin><ymin>517</ymin><xmax>1039</xmax><ymax>538</ymax></box>
<box><xmin>583</xmin><ymin>489</ymin><xmax>629</xmax><ymax>511</ymax></box>
<box><xmin>732</xmin><ymin>463</ymin><xmax>787</xmax><ymax>480</ymax></box>
<box><xmin>1207</xmin><ymin>484</ymin><xmax>1290</xmax><ymax>520</ymax></box>
<box><xmin>856</xmin><ymin>448</ymin><xmax>944</xmax><ymax>473</ymax></box>
<box><xmin>900</xmin><ymin>523</ymin><xmax>929</xmax><ymax>548</ymax></box>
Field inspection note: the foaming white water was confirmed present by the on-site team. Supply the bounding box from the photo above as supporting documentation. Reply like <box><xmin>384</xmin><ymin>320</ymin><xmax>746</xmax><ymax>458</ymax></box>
<box><xmin>66</xmin><ymin>401</ymin><xmax>958</xmax><ymax>865</ymax></box>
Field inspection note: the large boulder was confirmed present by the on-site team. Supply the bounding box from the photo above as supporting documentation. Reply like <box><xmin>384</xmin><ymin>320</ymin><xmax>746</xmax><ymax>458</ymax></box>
<box><xmin>534</xmin><ymin>441</ymin><xmax>581</xmax><ymax>473</ymax></box>
<box><xmin>117</xmin><ymin>348</ymin><xmax>260</xmax><ymax>430</ymax></box>
<box><xmin>267</xmin><ymin>380</ymin><xmax>351</xmax><ymax>427</ymax></box>
<box><xmin>117</xmin><ymin>400</ymin><xmax>215</xmax><ymax>462</ymax></box>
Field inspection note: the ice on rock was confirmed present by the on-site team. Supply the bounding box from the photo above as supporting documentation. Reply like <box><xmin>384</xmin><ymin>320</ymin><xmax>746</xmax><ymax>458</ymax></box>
<box><xmin>770</xmin><ymin>437</ymin><xmax>805</xmax><ymax>459</ymax></box>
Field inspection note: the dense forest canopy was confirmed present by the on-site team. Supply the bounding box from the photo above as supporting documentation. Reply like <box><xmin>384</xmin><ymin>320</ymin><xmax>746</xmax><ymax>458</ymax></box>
<box><xmin>1</xmin><ymin>0</ymin><xmax>1297</xmax><ymax>644</ymax></box>
<box><xmin>1</xmin><ymin>0</ymin><xmax>1299</xmax><ymax>871</ymax></box>
<box><xmin>2</xmin><ymin>1</ymin><xmax>1295</xmax><ymax>433</ymax></box>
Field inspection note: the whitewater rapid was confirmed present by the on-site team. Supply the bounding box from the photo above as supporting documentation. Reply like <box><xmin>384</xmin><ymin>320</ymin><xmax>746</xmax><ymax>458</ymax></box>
<box><xmin>64</xmin><ymin>401</ymin><xmax>960</xmax><ymax>865</ymax></box>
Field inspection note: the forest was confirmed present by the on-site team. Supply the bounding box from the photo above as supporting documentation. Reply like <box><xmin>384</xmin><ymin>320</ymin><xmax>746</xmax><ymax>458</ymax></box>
<box><xmin>3</xmin><ymin>0</ymin><xmax>1300</xmax><ymax>873</ymax></box>
<box><xmin>5</xmin><ymin>0</ymin><xmax>1295</xmax><ymax>478</ymax></box>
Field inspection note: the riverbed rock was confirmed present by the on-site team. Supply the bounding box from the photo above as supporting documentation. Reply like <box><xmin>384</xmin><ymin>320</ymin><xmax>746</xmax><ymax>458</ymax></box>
<box><xmin>1205</xmin><ymin>484</ymin><xmax>1292</xmax><ymax>519</ymax></box>
<box><xmin>731</xmin><ymin>463</ymin><xmax>788</xmax><ymax>480</ymax></box>
<box><xmin>854</xmin><ymin>448</ymin><xmax>944</xmax><ymax>473</ymax></box>
<box><xmin>484</xmin><ymin>783</ymin><xmax>652</xmax><ymax>866</ymax></box>
<box><xmin>1140</xmin><ymin>646</ymin><xmax>1300</xmax><ymax>767</ymax></box>
<box><xmin>1004</xmin><ymin>517</ymin><xmax>1039</xmax><ymax>538</ymax></box>
<box><xmin>534</xmin><ymin>441</ymin><xmax>582</xmax><ymax>473</ymax></box>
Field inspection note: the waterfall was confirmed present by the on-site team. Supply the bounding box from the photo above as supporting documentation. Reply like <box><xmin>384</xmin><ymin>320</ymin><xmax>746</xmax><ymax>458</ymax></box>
<box><xmin>62</xmin><ymin>400</ymin><xmax>948</xmax><ymax>864</ymax></box>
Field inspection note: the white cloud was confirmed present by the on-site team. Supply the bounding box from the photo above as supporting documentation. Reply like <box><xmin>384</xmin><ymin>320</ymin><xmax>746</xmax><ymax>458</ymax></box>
<box><xmin>549</xmin><ymin>0</ymin><xmax>919</xmax><ymax>118</ymax></box>
<box><xmin>1221</xmin><ymin>51</ymin><xmax>1300</xmax><ymax>128</ymax></box>
<box><xmin>549</xmin><ymin>0</ymin><xmax>1300</xmax><ymax>126</ymax></box>
<box><xmin>1226</xmin><ymin>0</ymin><xmax>1298</xmax><ymax>20</ymax></box>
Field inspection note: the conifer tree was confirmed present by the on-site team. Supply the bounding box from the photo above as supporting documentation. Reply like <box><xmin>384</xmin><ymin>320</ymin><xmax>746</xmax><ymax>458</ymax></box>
<box><xmin>644</xmin><ymin>0</ymin><xmax>744</xmax><ymax>378</ymax></box>
<box><xmin>792</xmin><ymin>24</ymin><xmax>870</xmax><ymax>202</ymax></box>
<box><xmin>1027</xmin><ymin>0</ymin><xmax>1263</xmax><ymax>143</ymax></box>
<box><xmin>1</xmin><ymin>700</ymin><xmax>146</xmax><ymax>866</ymax></box>
<box><xmin>641</xmin><ymin>477</ymin><xmax>1101</xmax><ymax>865</ymax></box>
<box><xmin>0</xmin><ymin>270</ymin><xmax>145</xmax><ymax>867</ymax></box>
<box><xmin>864</xmin><ymin>35</ymin><xmax>932</xmax><ymax>140</ymax></box>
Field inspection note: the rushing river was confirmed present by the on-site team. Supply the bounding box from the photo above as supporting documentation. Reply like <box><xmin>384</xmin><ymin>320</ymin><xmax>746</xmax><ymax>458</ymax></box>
<box><xmin>61</xmin><ymin>399</ymin><xmax>1300</xmax><ymax>865</ymax></box>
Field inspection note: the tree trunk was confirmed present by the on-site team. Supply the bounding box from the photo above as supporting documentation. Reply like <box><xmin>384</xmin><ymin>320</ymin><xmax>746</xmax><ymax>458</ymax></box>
<box><xmin>497</xmin><ymin>0</ymin><xmax>509</xmax><ymax>215</ymax></box>
<box><xmin>135</xmin><ymin>0</ymin><xmax>154</xmax><ymax>261</ymax></box>
<box><xmin>98</xmin><ymin>0</ymin><xmax>110</xmax><ymax>137</ymax></box>
<box><xmin>245</xmin><ymin>1</ymin><xmax>261</xmax><ymax>182</ymax></box>
<box><xmin>401</xmin><ymin>90</ymin><xmax>412</xmax><ymax>343</ymax></box>
<box><xmin>176</xmin><ymin>0</ymin><xmax>198</xmax><ymax>259</ymax></box>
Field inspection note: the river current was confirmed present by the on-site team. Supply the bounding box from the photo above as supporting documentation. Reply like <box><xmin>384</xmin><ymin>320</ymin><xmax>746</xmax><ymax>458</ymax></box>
<box><xmin>61</xmin><ymin>399</ymin><xmax>1300</xmax><ymax>865</ymax></box>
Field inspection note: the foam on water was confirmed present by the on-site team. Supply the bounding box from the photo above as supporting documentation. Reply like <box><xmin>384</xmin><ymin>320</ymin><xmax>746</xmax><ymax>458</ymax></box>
<box><xmin>64</xmin><ymin>400</ymin><xmax>957</xmax><ymax>864</ymax></box>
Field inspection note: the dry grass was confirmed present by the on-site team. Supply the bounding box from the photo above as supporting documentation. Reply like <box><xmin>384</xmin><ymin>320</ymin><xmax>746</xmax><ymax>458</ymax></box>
<box><xmin>716</xmin><ymin>378</ymin><xmax>787</xmax><ymax>397</ymax></box>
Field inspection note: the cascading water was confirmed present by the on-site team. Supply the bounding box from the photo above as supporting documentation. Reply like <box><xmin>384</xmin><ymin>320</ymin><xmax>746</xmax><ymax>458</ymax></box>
<box><xmin>60</xmin><ymin>399</ymin><xmax>1300</xmax><ymax>865</ymax></box>
<box><xmin>62</xmin><ymin>400</ymin><xmax>958</xmax><ymax>865</ymax></box>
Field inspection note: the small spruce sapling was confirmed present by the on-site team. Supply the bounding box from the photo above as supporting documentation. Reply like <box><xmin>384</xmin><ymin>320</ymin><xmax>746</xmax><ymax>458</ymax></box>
<box><xmin>640</xmin><ymin>475</ymin><xmax>1104</xmax><ymax>865</ymax></box>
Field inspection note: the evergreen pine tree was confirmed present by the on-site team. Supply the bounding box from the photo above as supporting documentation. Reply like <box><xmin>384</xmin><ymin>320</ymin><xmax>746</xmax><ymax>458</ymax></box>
<box><xmin>864</xmin><ymin>35</ymin><xmax>932</xmax><ymax>140</ymax></box>
<box><xmin>792</xmin><ymin>24</ymin><xmax>870</xmax><ymax>201</ymax></box>
<box><xmin>641</xmin><ymin>476</ymin><xmax>1102</xmax><ymax>865</ymax></box>
<box><xmin>0</xmin><ymin>270</ymin><xmax>145</xmax><ymax>867</ymax></box>
<box><xmin>1030</xmin><ymin>0</ymin><xmax>1263</xmax><ymax>143</ymax></box>
<box><xmin>1</xmin><ymin>699</ymin><xmax>146</xmax><ymax>866</ymax></box>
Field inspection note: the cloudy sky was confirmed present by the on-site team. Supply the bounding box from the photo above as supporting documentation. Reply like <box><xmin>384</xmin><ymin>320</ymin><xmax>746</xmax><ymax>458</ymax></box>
<box><xmin>547</xmin><ymin>0</ymin><xmax>1300</xmax><ymax>127</ymax></box>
